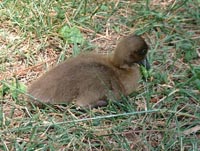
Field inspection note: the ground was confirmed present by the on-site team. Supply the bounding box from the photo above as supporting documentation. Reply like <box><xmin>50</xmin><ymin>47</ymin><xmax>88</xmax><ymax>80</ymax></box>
<box><xmin>0</xmin><ymin>0</ymin><xmax>200</xmax><ymax>150</ymax></box>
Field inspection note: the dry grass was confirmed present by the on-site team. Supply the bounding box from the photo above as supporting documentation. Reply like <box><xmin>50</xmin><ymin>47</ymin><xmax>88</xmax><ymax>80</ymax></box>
<box><xmin>0</xmin><ymin>0</ymin><xmax>200</xmax><ymax>150</ymax></box>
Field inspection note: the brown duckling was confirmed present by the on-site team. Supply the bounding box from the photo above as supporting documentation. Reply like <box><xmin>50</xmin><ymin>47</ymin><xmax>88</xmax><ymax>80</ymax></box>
<box><xmin>28</xmin><ymin>34</ymin><xmax>150</xmax><ymax>108</ymax></box>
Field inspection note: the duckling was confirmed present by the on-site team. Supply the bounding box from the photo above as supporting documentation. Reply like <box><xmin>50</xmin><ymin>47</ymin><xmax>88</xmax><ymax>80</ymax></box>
<box><xmin>27</xmin><ymin>34</ymin><xmax>150</xmax><ymax>108</ymax></box>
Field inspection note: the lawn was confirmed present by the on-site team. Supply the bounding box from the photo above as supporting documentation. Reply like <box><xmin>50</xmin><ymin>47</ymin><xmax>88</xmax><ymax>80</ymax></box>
<box><xmin>0</xmin><ymin>0</ymin><xmax>200</xmax><ymax>150</ymax></box>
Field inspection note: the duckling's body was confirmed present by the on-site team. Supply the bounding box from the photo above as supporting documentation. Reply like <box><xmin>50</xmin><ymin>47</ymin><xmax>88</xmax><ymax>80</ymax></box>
<box><xmin>28</xmin><ymin>34</ymin><xmax>149</xmax><ymax>107</ymax></box>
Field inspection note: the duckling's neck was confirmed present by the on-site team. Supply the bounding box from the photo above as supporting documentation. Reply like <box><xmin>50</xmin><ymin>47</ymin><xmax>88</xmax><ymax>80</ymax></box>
<box><xmin>109</xmin><ymin>52</ymin><xmax>122</xmax><ymax>68</ymax></box>
<box><xmin>109</xmin><ymin>54</ymin><xmax>134</xmax><ymax>70</ymax></box>
<box><xmin>108</xmin><ymin>54</ymin><xmax>117</xmax><ymax>67</ymax></box>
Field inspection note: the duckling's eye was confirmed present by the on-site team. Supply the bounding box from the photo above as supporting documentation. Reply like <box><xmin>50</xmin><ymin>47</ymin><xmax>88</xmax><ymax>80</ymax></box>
<box><xmin>138</xmin><ymin>49</ymin><xmax>147</xmax><ymax>56</ymax></box>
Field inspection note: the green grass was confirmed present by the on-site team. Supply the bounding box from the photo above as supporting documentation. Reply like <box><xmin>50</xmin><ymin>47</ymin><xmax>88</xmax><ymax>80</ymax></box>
<box><xmin>0</xmin><ymin>0</ymin><xmax>200</xmax><ymax>150</ymax></box>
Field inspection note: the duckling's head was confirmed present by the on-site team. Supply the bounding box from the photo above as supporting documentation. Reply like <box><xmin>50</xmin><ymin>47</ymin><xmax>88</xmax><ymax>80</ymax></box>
<box><xmin>112</xmin><ymin>34</ymin><xmax>150</xmax><ymax>69</ymax></box>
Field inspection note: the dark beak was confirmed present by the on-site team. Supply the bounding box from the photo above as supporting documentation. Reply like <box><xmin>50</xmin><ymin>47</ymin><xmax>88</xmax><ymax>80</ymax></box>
<box><xmin>137</xmin><ymin>57</ymin><xmax>150</xmax><ymax>70</ymax></box>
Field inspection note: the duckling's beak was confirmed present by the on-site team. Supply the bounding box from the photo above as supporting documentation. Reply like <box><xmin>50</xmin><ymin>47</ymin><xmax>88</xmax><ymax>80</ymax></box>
<box><xmin>137</xmin><ymin>57</ymin><xmax>150</xmax><ymax>70</ymax></box>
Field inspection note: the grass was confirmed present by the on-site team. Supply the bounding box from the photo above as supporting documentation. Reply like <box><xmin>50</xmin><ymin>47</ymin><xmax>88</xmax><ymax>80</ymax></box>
<box><xmin>0</xmin><ymin>0</ymin><xmax>200</xmax><ymax>150</ymax></box>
